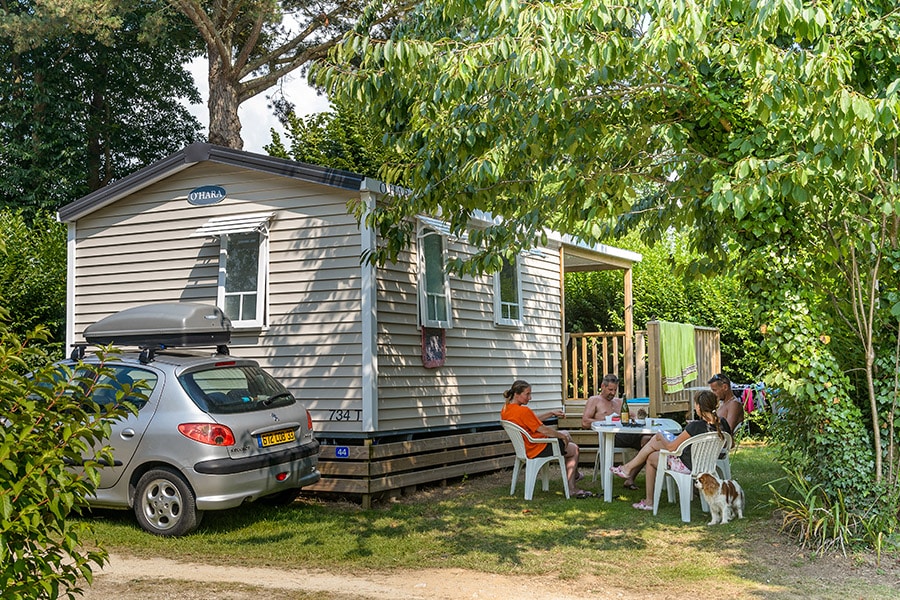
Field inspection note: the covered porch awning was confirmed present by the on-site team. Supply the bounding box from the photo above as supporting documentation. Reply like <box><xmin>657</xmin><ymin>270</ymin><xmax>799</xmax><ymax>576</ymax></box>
<box><xmin>559</xmin><ymin>235</ymin><xmax>641</xmax><ymax>273</ymax></box>
<box><xmin>557</xmin><ymin>236</ymin><xmax>642</xmax><ymax>402</ymax></box>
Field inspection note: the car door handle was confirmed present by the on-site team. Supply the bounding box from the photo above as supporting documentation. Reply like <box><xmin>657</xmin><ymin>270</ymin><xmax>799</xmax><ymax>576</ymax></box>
<box><xmin>121</xmin><ymin>428</ymin><xmax>136</xmax><ymax>439</ymax></box>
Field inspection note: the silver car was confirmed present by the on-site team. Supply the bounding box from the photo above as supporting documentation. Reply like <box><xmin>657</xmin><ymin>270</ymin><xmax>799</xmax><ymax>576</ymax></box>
<box><xmin>64</xmin><ymin>304</ymin><xmax>320</xmax><ymax>536</ymax></box>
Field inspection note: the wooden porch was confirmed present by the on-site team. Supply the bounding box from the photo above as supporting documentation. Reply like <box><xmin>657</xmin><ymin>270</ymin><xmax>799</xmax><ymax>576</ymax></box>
<box><xmin>560</xmin><ymin>321</ymin><xmax>721</xmax><ymax>468</ymax></box>
<box><xmin>563</xmin><ymin>321</ymin><xmax>722</xmax><ymax>418</ymax></box>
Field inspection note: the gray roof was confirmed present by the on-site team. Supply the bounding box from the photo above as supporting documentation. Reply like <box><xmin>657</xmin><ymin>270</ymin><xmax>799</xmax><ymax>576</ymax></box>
<box><xmin>57</xmin><ymin>143</ymin><xmax>366</xmax><ymax>223</ymax></box>
<box><xmin>56</xmin><ymin>143</ymin><xmax>640</xmax><ymax>268</ymax></box>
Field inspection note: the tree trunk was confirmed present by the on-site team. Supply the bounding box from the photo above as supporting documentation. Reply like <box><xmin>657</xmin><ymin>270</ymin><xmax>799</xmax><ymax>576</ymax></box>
<box><xmin>866</xmin><ymin>344</ymin><xmax>883</xmax><ymax>482</ymax></box>
<box><xmin>86</xmin><ymin>76</ymin><xmax>106</xmax><ymax>191</ymax></box>
<box><xmin>207</xmin><ymin>45</ymin><xmax>243</xmax><ymax>149</ymax></box>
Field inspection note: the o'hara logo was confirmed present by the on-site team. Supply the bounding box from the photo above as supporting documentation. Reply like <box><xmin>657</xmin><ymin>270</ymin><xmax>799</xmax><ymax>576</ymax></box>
<box><xmin>378</xmin><ymin>182</ymin><xmax>412</xmax><ymax>198</ymax></box>
<box><xmin>187</xmin><ymin>185</ymin><xmax>227</xmax><ymax>206</ymax></box>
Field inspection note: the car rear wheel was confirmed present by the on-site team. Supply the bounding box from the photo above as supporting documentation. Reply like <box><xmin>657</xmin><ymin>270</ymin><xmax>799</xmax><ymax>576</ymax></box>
<box><xmin>134</xmin><ymin>468</ymin><xmax>202</xmax><ymax>536</ymax></box>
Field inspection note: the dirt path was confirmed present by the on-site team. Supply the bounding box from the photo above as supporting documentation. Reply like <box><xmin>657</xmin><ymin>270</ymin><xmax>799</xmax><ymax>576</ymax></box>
<box><xmin>77</xmin><ymin>543</ymin><xmax>900</xmax><ymax>600</ymax></box>
<box><xmin>74</xmin><ymin>470</ymin><xmax>900</xmax><ymax>600</ymax></box>
<box><xmin>79</xmin><ymin>554</ymin><xmax>639</xmax><ymax>600</ymax></box>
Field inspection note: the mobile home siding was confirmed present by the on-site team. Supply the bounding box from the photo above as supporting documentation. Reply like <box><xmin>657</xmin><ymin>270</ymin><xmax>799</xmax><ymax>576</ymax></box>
<box><xmin>63</xmin><ymin>145</ymin><xmax>639</xmax><ymax>446</ymax></box>
<box><xmin>69</xmin><ymin>163</ymin><xmax>368</xmax><ymax>434</ymax></box>
<box><xmin>374</xmin><ymin>235</ymin><xmax>564</xmax><ymax>432</ymax></box>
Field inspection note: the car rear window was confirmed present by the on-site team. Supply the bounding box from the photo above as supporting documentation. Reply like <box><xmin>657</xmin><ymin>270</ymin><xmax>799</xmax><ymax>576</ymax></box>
<box><xmin>178</xmin><ymin>365</ymin><xmax>296</xmax><ymax>414</ymax></box>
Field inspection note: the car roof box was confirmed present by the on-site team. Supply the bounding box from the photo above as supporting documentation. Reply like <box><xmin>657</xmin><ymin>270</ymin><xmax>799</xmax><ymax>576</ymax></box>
<box><xmin>83</xmin><ymin>303</ymin><xmax>232</xmax><ymax>348</ymax></box>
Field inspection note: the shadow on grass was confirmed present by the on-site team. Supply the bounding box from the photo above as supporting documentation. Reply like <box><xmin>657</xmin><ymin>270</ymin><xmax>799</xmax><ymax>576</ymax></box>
<box><xmin>190</xmin><ymin>488</ymin><xmax>650</xmax><ymax>566</ymax></box>
<box><xmin>79</xmin><ymin>444</ymin><xmax>899</xmax><ymax>599</ymax></box>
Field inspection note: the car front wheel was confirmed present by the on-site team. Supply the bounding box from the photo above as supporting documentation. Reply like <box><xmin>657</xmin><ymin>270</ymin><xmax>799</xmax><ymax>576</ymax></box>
<box><xmin>133</xmin><ymin>468</ymin><xmax>202</xmax><ymax>536</ymax></box>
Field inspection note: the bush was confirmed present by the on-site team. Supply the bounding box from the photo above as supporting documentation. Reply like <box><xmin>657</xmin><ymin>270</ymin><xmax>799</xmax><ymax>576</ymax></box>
<box><xmin>0</xmin><ymin>209</ymin><xmax>67</xmax><ymax>358</ymax></box>
<box><xmin>770</xmin><ymin>468</ymin><xmax>900</xmax><ymax>559</ymax></box>
<box><xmin>564</xmin><ymin>230</ymin><xmax>766</xmax><ymax>382</ymax></box>
<box><xmin>761</xmin><ymin>293</ymin><xmax>874</xmax><ymax>501</ymax></box>
<box><xmin>0</xmin><ymin>303</ymin><xmax>129</xmax><ymax>598</ymax></box>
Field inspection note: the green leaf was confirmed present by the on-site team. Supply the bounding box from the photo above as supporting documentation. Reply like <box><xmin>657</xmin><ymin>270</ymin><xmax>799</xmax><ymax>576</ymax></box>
<box><xmin>839</xmin><ymin>89</ymin><xmax>851</xmax><ymax>114</ymax></box>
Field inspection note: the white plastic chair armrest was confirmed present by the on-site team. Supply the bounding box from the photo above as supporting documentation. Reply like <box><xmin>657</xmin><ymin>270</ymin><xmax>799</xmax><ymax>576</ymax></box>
<box><xmin>659</xmin><ymin>436</ymin><xmax>691</xmax><ymax>459</ymax></box>
<box><xmin>521</xmin><ymin>430</ymin><xmax>555</xmax><ymax>445</ymax></box>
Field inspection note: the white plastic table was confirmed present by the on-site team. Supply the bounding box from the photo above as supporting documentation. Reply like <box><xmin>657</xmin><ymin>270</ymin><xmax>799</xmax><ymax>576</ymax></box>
<box><xmin>590</xmin><ymin>420</ymin><xmax>683</xmax><ymax>502</ymax></box>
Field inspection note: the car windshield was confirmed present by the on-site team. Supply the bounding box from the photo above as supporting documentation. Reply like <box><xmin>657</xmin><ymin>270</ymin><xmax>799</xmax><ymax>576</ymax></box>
<box><xmin>178</xmin><ymin>365</ymin><xmax>295</xmax><ymax>414</ymax></box>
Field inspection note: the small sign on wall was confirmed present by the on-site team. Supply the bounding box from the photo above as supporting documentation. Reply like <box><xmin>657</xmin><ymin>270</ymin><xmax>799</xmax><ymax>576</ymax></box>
<box><xmin>187</xmin><ymin>185</ymin><xmax>227</xmax><ymax>205</ymax></box>
<box><xmin>422</xmin><ymin>327</ymin><xmax>445</xmax><ymax>368</ymax></box>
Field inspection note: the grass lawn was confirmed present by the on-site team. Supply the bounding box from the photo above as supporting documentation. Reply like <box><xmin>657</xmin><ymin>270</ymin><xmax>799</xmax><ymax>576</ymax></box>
<box><xmin>81</xmin><ymin>442</ymin><xmax>900</xmax><ymax>599</ymax></box>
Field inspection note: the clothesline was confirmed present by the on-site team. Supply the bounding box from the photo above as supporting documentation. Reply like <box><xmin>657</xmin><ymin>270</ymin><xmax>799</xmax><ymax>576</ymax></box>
<box><xmin>666</xmin><ymin>382</ymin><xmax>773</xmax><ymax>413</ymax></box>
<box><xmin>734</xmin><ymin>382</ymin><xmax>769</xmax><ymax>413</ymax></box>
<box><xmin>675</xmin><ymin>383</ymin><xmax>765</xmax><ymax>391</ymax></box>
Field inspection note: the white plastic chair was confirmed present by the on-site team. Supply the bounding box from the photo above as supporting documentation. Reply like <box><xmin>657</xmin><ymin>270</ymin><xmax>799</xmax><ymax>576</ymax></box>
<box><xmin>501</xmin><ymin>420</ymin><xmax>570</xmax><ymax>500</ymax></box>
<box><xmin>716</xmin><ymin>432</ymin><xmax>734</xmax><ymax>480</ymax></box>
<box><xmin>730</xmin><ymin>421</ymin><xmax>748</xmax><ymax>453</ymax></box>
<box><xmin>653</xmin><ymin>432</ymin><xmax>726</xmax><ymax>522</ymax></box>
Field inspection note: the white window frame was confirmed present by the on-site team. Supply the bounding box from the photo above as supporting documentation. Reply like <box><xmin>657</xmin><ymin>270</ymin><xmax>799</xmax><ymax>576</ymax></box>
<box><xmin>217</xmin><ymin>231</ymin><xmax>269</xmax><ymax>330</ymax></box>
<box><xmin>417</xmin><ymin>225</ymin><xmax>452</xmax><ymax>329</ymax></box>
<box><xmin>192</xmin><ymin>212</ymin><xmax>274</xmax><ymax>330</ymax></box>
<box><xmin>494</xmin><ymin>255</ymin><xmax>523</xmax><ymax>327</ymax></box>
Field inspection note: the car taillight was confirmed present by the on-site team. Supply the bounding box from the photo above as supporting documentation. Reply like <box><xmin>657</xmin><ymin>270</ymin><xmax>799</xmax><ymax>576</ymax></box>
<box><xmin>178</xmin><ymin>423</ymin><xmax>235</xmax><ymax>446</ymax></box>
<box><xmin>307</xmin><ymin>411</ymin><xmax>314</xmax><ymax>432</ymax></box>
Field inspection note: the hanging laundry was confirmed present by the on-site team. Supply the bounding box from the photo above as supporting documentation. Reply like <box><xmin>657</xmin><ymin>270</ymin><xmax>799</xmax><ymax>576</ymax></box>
<box><xmin>658</xmin><ymin>320</ymin><xmax>698</xmax><ymax>393</ymax></box>
<box><xmin>742</xmin><ymin>388</ymin><xmax>755</xmax><ymax>412</ymax></box>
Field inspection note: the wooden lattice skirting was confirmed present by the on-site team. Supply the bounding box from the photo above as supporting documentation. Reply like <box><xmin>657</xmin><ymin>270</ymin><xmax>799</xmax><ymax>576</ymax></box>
<box><xmin>302</xmin><ymin>429</ymin><xmax>517</xmax><ymax>508</ymax></box>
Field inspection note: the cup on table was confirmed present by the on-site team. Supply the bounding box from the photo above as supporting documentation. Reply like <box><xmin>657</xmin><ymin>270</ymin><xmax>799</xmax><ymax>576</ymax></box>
<box><xmin>647</xmin><ymin>417</ymin><xmax>655</xmax><ymax>427</ymax></box>
<box><xmin>605</xmin><ymin>414</ymin><xmax>614</xmax><ymax>423</ymax></box>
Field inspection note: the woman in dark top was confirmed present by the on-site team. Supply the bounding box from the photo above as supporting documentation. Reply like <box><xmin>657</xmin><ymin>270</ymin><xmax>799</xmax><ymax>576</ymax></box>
<box><xmin>611</xmin><ymin>390</ymin><xmax>729</xmax><ymax>510</ymax></box>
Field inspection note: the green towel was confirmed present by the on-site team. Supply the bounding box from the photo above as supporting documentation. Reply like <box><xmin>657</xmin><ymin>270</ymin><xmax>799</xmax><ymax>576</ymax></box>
<box><xmin>659</xmin><ymin>321</ymin><xmax>697</xmax><ymax>393</ymax></box>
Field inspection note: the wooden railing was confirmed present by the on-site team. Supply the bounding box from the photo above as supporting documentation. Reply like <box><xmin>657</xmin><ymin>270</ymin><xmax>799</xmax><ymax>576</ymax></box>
<box><xmin>566</xmin><ymin>322</ymin><xmax>720</xmax><ymax>418</ymax></box>
<box><xmin>566</xmin><ymin>331</ymin><xmax>644</xmax><ymax>401</ymax></box>
<box><xmin>646</xmin><ymin>321</ymin><xmax>721</xmax><ymax>416</ymax></box>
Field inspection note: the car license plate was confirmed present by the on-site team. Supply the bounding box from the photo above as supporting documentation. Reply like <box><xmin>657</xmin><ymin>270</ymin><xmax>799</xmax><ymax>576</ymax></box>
<box><xmin>258</xmin><ymin>429</ymin><xmax>295</xmax><ymax>448</ymax></box>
